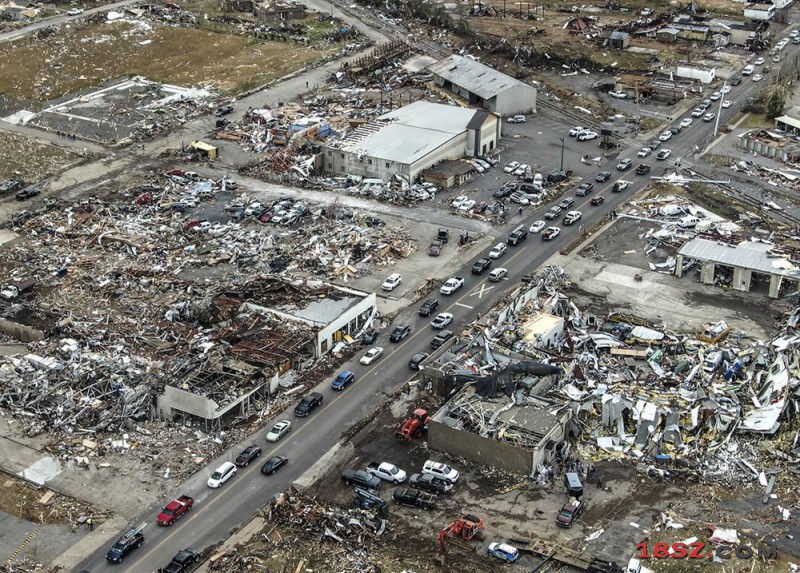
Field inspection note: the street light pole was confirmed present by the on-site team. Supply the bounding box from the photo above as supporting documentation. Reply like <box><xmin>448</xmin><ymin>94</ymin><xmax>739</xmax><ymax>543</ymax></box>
<box><xmin>713</xmin><ymin>81</ymin><xmax>727</xmax><ymax>139</ymax></box>
<box><xmin>560</xmin><ymin>137</ymin><xmax>565</xmax><ymax>171</ymax></box>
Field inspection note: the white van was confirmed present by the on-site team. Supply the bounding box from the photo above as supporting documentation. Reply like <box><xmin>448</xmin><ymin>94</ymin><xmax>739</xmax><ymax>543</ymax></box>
<box><xmin>678</xmin><ymin>215</ymin><xmax>700</xmax><ymax>228</ymax></box>
<box><xmin>742</xmin><ymin>65</ymin><xmax>755</xmax><ymax>76</ymax></box>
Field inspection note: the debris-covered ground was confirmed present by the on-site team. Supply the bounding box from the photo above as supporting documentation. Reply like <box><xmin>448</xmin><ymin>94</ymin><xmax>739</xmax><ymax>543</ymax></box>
<box><xmin>0</xmin><ymin>132</ymin><xmax>84</xmax><ymax>182</ymax></box>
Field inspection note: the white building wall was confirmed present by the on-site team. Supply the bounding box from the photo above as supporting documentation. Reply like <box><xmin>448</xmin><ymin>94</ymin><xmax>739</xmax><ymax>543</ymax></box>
<box><xmin>744</xmin><ymin>5</ymin><xmax>775</xmax><ymax>19</ymax></box>
<box><xmin>676</xmin><ymin>66</ymin><xmax>717</xmax><ymax>84</ymax></box>
<box><xmin>774</xmin><ymin>0</ymin><xmax>791</xmax><ymax>9</ymax></box>
<box><xmin>494</xmin><ymin>84</ymin><xmax>538</xmax><ymax>115</ymax></box>
<box><xmin>406</xmin><ymin>135</ymin><xmax>469</xmax><ymax>180</ymax></box>
<box><xmin>316</xmin><ymin>292</ymin><xmax>376</xmax><ymax>355</ymax></box>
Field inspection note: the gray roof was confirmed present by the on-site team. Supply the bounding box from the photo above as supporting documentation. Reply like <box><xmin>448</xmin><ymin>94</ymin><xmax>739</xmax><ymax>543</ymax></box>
<box><xmin>678</xmin><ymin>238</ymin><xmax>800</xmax><ymax>277</ymax></box>
<box><xmin>609</xmin><ymin>31</ymin><xmax>629</xmax><ymax>40</ymax></box>
<box><xmin>427</xmin><ymin>55</ymin><xmax>531</xmax><ymax>100</ymax></box>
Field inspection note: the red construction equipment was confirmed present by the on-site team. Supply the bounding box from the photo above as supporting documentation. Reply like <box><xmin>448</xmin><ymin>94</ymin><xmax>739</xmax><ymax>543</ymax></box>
<box><xmin>438</xmin><ymin>514</ymin><xmax>485</xmax><ymax>553</ymax></box>
<box><xmin>395</xmin><ymin>408</ymin><xmax>430</xmax><ymax>441</ymax></box>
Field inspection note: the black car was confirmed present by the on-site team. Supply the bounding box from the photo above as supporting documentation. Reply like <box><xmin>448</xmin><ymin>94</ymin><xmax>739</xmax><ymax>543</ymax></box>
<box><xmin>507</xmin><ymin>227</ymin><xmax>528</xmax><ymax>245</ymax></box>
<box><xmin>547</xmin><ymin>170</ymin><xmax>568</xmax><ymax>184</ymax></box>
<box><xmin>431</xmin><ymin>329</ymin><xmax>454</xmax><ymax>349</ymax></box>
<box><xmin>362</xmin><ymin>328</ymin><xmax>379</xmax><ymax>344</ymax></box>
<box><xmin>214</xmin><ymin>105</ymin><xmax>234</xmax><ymax>117</ymax></box>
<box><xmin>260</xmin><ymin>455</ymin><xmax>288</xmax><ymax>475</ymax></box>
<box><xmin>418</xmin><ymin>299</ymin><xmax>439</xmax><ymax>317</ymax></box>
<box><xmin>235</xmin><ymin>445</ymin><xmax>262</xmax><ymax>467</ymax></box>
<box><xmin>106</xmin><ymin>529</ymin><xmax>144</xmax><ymax>563</ymax></box>
<box><xmin>648</xmin><ymin>140</ymin><xmax>661</xmax><ymax>151</ymax></box>
<box><xmin>11</xmin><ymin>210</ymin><xmax>32</xmax><ymax>225</ymax></box>
<box><xmin>293</xmin><ymin>392</ymin><xmax>323</xmax><ymax>417</ymax></box>
<box><xmin>731</xmin><ymin>76</ymin><xmax>742</xmax><ymax>86</ymax></box>
<box><xmin>471</xmin><ymin>258</ymin><xmax>492</xmax><ymax>275</ymax></box>
<box><xmin>0</xmin><ymin>179</ymin><xmax>22</xmax><ymax>194</ymax></box>
<box><xmin>409</xmin><ymin>472</ymin><xmax>451</xmax><ymax>494</ymax></box>
<box><xmin>389</xmin><ymin>325</ymin><xmax>411</xmax><ymax>342</ymax></box>
<box><xmin>164</xmin><ymin>549</ymin><xmax>199</xmax><ymax>573</ymax></box>
<box><xmin>493</xmin><ymin>187</ymin><xmax>512</xmax><ymax>198</ymax></box>
<box><xmin>16</xmin><ymin>187</ymin><xmax>40</xmax><ymax>201</ymax></box>
<box><xmin>595</xmin><ymin>171</ymin><xmax>611</xmax><ymax>183</ymax></box>
<box><xmin>635</xmin><ymin>163</ymin><xmax>651</xmax><ymax>175</ymax></box>
<box><xmin>342</xmin><ymin>469</ymin><xmax>382</xmax><ymax>490</ymax></box>
<box><xmin>408</xmin><ymin>352</ymin><xmax>429</xmax><ymax>370</ymax></box>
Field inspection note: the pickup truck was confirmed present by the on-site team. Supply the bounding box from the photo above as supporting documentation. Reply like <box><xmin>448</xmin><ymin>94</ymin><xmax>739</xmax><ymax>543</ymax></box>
<box><xmin>341</xmin><ymin>469</ymin><xmax>382</xmax><ymax>490</ymax></box>
<box><xmin>392</xmin><ymin>487</ymin><xmax>438</xmax><ymax>510</ymax></box>
<box><xmin>163</xmin><ymin>548</ymin><xmax>199</xmax><ymax>573</ymax></box>
<box><xmin>157</xmin><ymin>495</ymin><xmax>194</xmax><ymax>526</ymax></box>
<box><xmin>409</xmin><ymin>472</ymin><xmax>453</xmax><ymax>494</ymax></box>
<box><xmin>440</xmin><ymin>277</ymin><xmax>464</xmax><ymax>295</ymax></box>
<box><xmin>366</xmin><ymin>462</ymin><xmax>407</xmax><ymax>484</ymax></box>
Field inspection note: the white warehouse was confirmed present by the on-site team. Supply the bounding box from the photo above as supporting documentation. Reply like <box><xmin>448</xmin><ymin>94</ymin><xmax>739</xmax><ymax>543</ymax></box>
<box><xmin>427</xmin><ymin>55</ymin><xmax>537</xmax><ymax>116</ymax></box>
<box><xmin>323</xmin><ymin>100</ymin><xmax>500</xmax><ymax>183</ymax></box>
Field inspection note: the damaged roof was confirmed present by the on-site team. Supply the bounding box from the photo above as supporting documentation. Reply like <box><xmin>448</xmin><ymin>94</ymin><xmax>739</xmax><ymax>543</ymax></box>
<box><xmin>427</xmin><ymin>55</ymin><xmax>530</xmax><ymax>100</ymax></box>
<box><xmin>679</xmin><ymin>238</ymin><xmax>800</xmax><ymax>277</ymax></box>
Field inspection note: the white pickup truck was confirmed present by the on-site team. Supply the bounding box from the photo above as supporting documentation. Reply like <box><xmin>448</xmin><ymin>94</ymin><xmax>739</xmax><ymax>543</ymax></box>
<box><xmin>366</xmin><ymin>461</ymin><xmax>407</xmax><ymax>484</ymax></box>
<box><xmin>440</xmin><ymin>277</ymin><xmax>464</xmax><ymax>296</ymax></box>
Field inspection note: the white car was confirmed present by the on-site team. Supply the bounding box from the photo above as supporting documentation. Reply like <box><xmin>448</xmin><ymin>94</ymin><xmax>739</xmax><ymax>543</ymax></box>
<box><xmin>563</xmin><ymin>210</ymin><xmax>582</xmax><ymax>225</ymax></box>
<box><xmin>513</xmin><ymin>163</ymin><xmax>529</xmax><ymax>176</ymax></box>
<box><xmin>468</xmin><ymin>161</ymin><xmax>485</xmax><ymax>173</ymax></box>
<box><xmin>381</xmin><ymin>273</ymin><xmax>402</xmax><ymax>291</ymax></box>
<box><xmin>755</xmin><ymin>57</ymin><xmax>765</xmax><ymax>65</ymax></box>
<box><xmin>507</xmin><ymin>115</ymin><xmax>526</xmax><ymax>123</ymax></box>
<box><xmin>658</xmin><ymin>130</ymin><xmax>673</xmax><ymax>141</ymax></box>
<box><xmin>577</xmin><ymin>131</ymin><xmax>598</xmax><ymax>141</ymax></box>
<box><xmin>422</xmin><ymin>460</ymin><xmax>460</xmax><ymax>484</ymax></box>
<box><xmin>637</xmin><ymin>147</ymin><xmax>651</xmax><ymax>157</ymax></box>
<box><xmin>488</xmin><ymin>242</ymin><xmax>507</xmax><ymax>259</ymax></box>
<box><xmin>721</xmin><ymin>85</ymin><xmax>731</xmax><ymax>94</ymax></box>
<box><xmin>430</xmin><ymin>313</ymin><xmax>454</xmax><ymax>329</ymax></box>
<box><xmin>67</xmin><ymin>8</ymin><xmax>83</xmax><ymax>15</ymax></box>
<box><xmin>691</xmin><ymin>108</ymin><xmax>704</xmax><ymax>117</ymax></box>
<box><xmin>722</xmin><ymin>100</ymin><xmax>732</xmax><ymax>108</ymax></box>
<box><xmin>450</xmin><ymin>195</ymin><xmax>469</xmax><ymax>208</ymax></box>
<box><xmin>680</xmin><ymin>118</ymin><xmax>693</xmax><ymax>128</ymax></box>
<box><xmin>703</xmin><ymin>112</ymin><xmax>716</xmax><ymax>122</ymax></box>
<box><xmin>709</xmin><ymin>91</ymin><xmax>721</xmax><ymax>101</ymax></box>
<box><xmin>503</xmin><ymin>161</ymin><xmax>520</xmax><ymax>173</ymax></box>
<box><xmin>207</xmin><ymin>461</ymin><xmax>237</xmax><ymax>488</ymax></box>
<box><xmin>609</xmin><ymin>90</ymin><xmax>627</xmax><ymax>99</ymax></box>
<box><xmin>752</xmin><ymin>74</ymin><xmax>763</xmax><ymax>82</ymax></box>
<box><xmin>656</xmin><ymin>149</ymin><xmax>672</xmax><ymax>160</ymax></box>
<box><xmin>360</xmin><ymin>347</ymin><xmax>384</xmax><ymax>365</ymax></box>
<box><xmin>529</xmin><ymin>220</ymin><xmax>546</xmax><ymax>234</ymax></box>
<box><xmin>488</xmin><ymin>268</ymin><xmax>507</xmax><ymax>282</ymax></box>
<box><xmin>266</xmin><ymin>420</ymin><xmax>291</xmax><ymax>442</ymax></box>
<box><xmin>791</xmin><ymin>30</ymin><xmax>799</xmax><ymax>38</ymax></box>
<box><xmin>458</xmin><ymin>199</ymin><xmax>477</xmax><ymax>212</ymax></box>
<box><xmin>568</xmin><ymin>126</ymin><xmax>586</xmax><ymax>137</ymax></box>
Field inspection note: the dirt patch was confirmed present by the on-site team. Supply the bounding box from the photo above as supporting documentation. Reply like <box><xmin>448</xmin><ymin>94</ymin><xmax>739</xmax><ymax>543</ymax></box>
<box><xmin>0</xmin><ymin>19</ymin><xmax>336</xmax><ymax>101</ymax></box>
<box><xmin>0</xmin><ymin>470</ymin><xmax>100</xmax><ymax>525</ymax></box>
<box><xmin>0</xmin><ymin>132</ymin><xmax>83</xmax><ymax>182</ymax></box>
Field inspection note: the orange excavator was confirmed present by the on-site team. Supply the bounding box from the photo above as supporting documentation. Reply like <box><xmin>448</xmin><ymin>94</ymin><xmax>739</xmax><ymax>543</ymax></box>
<box><xmin>395</xmin><ymin>408</ymin><xmax>430</xmax><ymax>441</ymax></box>
<box><xmin>438</xmin><ymin>514</ymin><xmax>485</xmax><ymax>554</ymax></box>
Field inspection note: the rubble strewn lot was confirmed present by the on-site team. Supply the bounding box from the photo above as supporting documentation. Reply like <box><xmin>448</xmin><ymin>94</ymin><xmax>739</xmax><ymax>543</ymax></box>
<box><xmin>0</xmin><ymin>132</ymin><xmax>84</xmax><ymax>182</ymax></box>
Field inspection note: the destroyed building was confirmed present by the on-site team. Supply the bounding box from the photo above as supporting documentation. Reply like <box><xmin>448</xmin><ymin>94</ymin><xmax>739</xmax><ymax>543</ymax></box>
<box><xmin>426</xmin><ymin>55</ymin><xmax>537</xmax><ymax>116</ymax></box>
<box><xmin>323</xmin><ymin>100</ymin><xmax>500</xmax><ymax>183</ymax></box>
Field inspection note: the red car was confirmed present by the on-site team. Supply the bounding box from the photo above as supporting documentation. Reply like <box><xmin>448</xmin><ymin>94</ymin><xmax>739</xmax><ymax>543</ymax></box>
<box><xmin>166</xmin><ymin>169</ymin><xmax>186</xmax><ymax>176</ymax></box>
<box><xmin>590</xmin><ymin>196</ymin><xmax>605</xmax><ymax>206</ymax></box>
<box><xmin>182</xmin><ymin>218</ymin><xmax>200</xmax><ymax>230</ymax></box>
<box><xmin>156</xmin><ymin>495</ymin><xmax>193</xmax><ymax>526</ymax></box>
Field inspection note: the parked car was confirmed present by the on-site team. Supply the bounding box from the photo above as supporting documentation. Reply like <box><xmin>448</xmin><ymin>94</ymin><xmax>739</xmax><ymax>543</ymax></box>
<box><xmin>207</xmin><ymin>461</ymin><xmax>237</xmax><ymax>488</ymax></box>
<box><xmin>568</xmin><ymin>126</ymin><xmax>586</xmax><ymax>136</ymax></box>
<box><xmin>616</xmin><ymin>158</ymin><xmax>632</xmax><ymax>171</ymax></box>
<box><xmin>595</xmin><ymin>171</ymin><xmax>611</xmax><ymax>182</ymax></box>
<box><xmin>575</xmin><ymin>183</ymin><xmax>593</xmax><ymax>196</ymax></box>
<box><xmin>488</xmin><ymin>543</ymin><xmax>520</xmax><ymax>563</ymax></box>
<box><xmin>409</xmin><ymin>472</ymin><xmax>452</xmax><ymax>494</ymax></box>
<box><xmin>214</xmin><ymin>105</ymin><xmax>234</xmax><ymax>117</ymax></box>
<box><xmin>67</xmin><ymin>8</ymin><xmax>84</xmax><ymax>15</ymax></box>
<box><xmin>265</xmin><ymin>420</ymin><xmax>291</xmax><ymax>442</ymax></box>
<box><xmin>488</xmin><ymin>268</ymin><xmax>507</xmax><ymax>282</ymax></box>
<box><xmin>332</xmin><ymin>370</ymin><xmax>355</xmax><ymax>390</ymax></box>
<box><xmin>342</xmin><ymin>469</ymin><xmax>381</xmax><ymax>490</ymax></box>
<box><xmin>389</xmin><ymin>325</ymin><xmax>411</xmax><ymax>342</ymax></box>
<box><xmin>542</xmin><ymin>227</ymin><xmax>561</xmax><ymax>241</ymax></box>
<box><xmin>563</xmin><ymin>210</ymin><xmax>582</xmax><ymax>225</ymax></box>
<box><xmin>513</xmin><ymin>163</ymin><xmax>529</xmax><ymax>176</ymax></box>
<box><xmin>362</xmin><ymin>328</ymin><xmax>379</xmax><ymax>344</ymax></box>
<box><xmin>590</xmin><ymin>195</ymin><xmax>605</xmax><ymax>206</ymax></box>
<box><xmin>577</xmin><ymin>130</ymin><xmax>598</xmax><ymax>141</ymax></box>
<box><xmin>16</xmin><ymin>187</ymin><xmax>40</xmax><ymax>201</ymax></box>
<box><xmin>509</xmin><ymin>191</ymin><xmax>529</xmax><ymax>205</ymax></box>
<box><xmin>547</xmin><ymin>170</ymin><xmax>568</xmax><ymax>183</ymax></box>
<box><xmin>0</xmin><ymin>179</ymin><xmax>22</xmax><ymax>194</ymax></box>
<box><xmin>381</xmin><ymin>273</ymin><xmax>402</xmax><ymax>291</ymax></box>
<box><xmin>503</xmin><ymin>161</ymin><xmax>520</xmax><ymax>173</ymax></box>
<box><xmin>260</xmin><ymin>455</ymin><xmax>288</xmax><ymax>475</ymax></box>
<box><xmin>555</xmin><ymin>498</ymin><xmax>585</xmax><ymax>528</ymax></box>
<box><xmin>360</xmin><ymin>347</ymin><xmax>383</xmax><ymax>365</ymax></box>
<box><xmin>680</xmin><ymin>117</ymin><xmax>693</xmax><ymax>128</ymax></box>
<box><xmin>431</xmin><ymin>313</ymin><xmax>454</xmax><ymax>329</ymax></box>
<box><xmin>507</xmin><ymin>115</ymin><xmax>526</xmax><ymax>123</ymax></box>
<box><xmin>471</xmin><ymin>258</ymin><xmax>492</xmax><ymax>274</ymax></box>
<box><xmin>529</xmin><ymin>220</ymin><xmax>546</xmax><ymax>233</ymax></box>
<box><xmin>163</xmin><ymin>548</ymin><xmax>199</xmax><ymax>573</ymax></box>
<box><xmin>235</xmin><ymin>445</ymin><xmax>262</xmax><ymax>467</ymax></box>
<box><xmin>418</xmin><ymin>298</ymin><xmax>439</xmax><ymax>317</ymax></box>
<box><xmin>755</xmin><ymin>57</ymin><xmax>765</xmax><ymax>65</ymax></box>
<box><xmin>472</xmin><ymin>201</ymin><xmax>488</xmax><ymax>214</ymax></box>
<box><xmin>422</xmin><ymin>460</ymin><xmax>459</xmax><ymax>484</ymax></box>
<box><xmin>294</xmin><ymin>392</ymin><xmax>323</xmax><ymax>416</ymax></box>
<box><xmin>609</xmin><ymin>90</ymin><xmax>627</xmax><ymax>99</ymax></box>
<box><xmin>408</xmin><ymin>352</ymin><xmax>429</xmax><ymax>370</ymax></box>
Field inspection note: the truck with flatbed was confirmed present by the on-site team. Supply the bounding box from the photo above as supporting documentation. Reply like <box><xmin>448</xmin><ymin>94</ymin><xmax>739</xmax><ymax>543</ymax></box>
<box><xmin>392</xmin><ymin>487</ymin><xmax>438</xmax><ymax>510</ymax></box>
<box><xmin>440</xmin><ymin>277</ymin><xmax>464</xmax><ymax>295</ymax></box>
<box><xmin>366</xmin><ymin>461</ymin><xmax>407</xmax><ymax>484</ymax></box>
<box><xmin>156</xmin><ymin>495</ymin><xmax>194</xmax><ymax>526</ymax></box>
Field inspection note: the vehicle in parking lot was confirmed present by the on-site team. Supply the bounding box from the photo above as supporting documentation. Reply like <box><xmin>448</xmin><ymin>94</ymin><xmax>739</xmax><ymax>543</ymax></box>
<box><xmin>612</xmin><ymin>180</ymin><xmax>630</xmax><ymax>192</ymax></box>
<box><xmin>658</xmin><ymin>130</ymin><xmax>673</xmax><ymax>141</ymax></box>
<box><xmin>472</xmin><ymin>201</ymin><xmax>488</xmax><ymax>214</ymax></box>
<box><xmin>616</xmin><ymin>158</ymin><xmax>632</xmax><ymax>171</ymax></box>
<box><xmin>569</xmin><ymin>126</ymin><xmax>586</xmax><ymax>136</ymax></box>
<box><xmin>360</xmin><ymin>347</ymin><xmax>384</xmax><ymax>365</ymax></box>
<box><xmin>547</xmin><ymin>170</ymin><xmax>568</xmax><ymax>183</ymax></box>
<box><xmin>656</xmin><ymin>149</ymin><xmax>672</xmax><ymax>160</ymax></box>
<box><xmin>544</xmin><ymin>206</ymin><xmax>562</xmax><ymax>220</ymax></box>
<box><xmin>635</xmin><ymin>163</ymin><xmax>651</xmax><ymax>175</ymax></box>
<box><xmin>367</xmin><ymin>461</ymin><xmax>407</xmax><ymax>484</ymax></box>
<box><xmin>235</xmin><ymin>445</ymin><xmax>262</xmax><ymax>467</ymax></box>
<box><xmin>503</xmin><ymin>161</ymin><xmax>519</xmax><ymax>173</ymax></box>
<box><xmin>590</xmin><ymin>195</ymin><xmax>605</xmax><ymax>206</ymax></box>
<box><xmin>488</xmin><ymin>267</ymin><xmax>507</xmax><ymax>282</ymax></box>
<box><xmin>418</xmin><ymin>298</ymin><xmax>439</xmax><ymax>316</ymax></box>
<box><xmin>637</xmin><ymin>147</ymin><xmax>651</xmax><ymax>157</ymax></box>
<box><xmin>422</xmin><ymin>460</ymin><xmax>460</xmax><ymax>484</ymax></box>
<box><xmin>381</xmin><ymin>273</ymin><xmax>402</xmax><ymax>291</ymax></box>
<box><xmin>457</xmin><ymin>198</ymin><xmax>476</xmax><ymax>212</ymax></box>
<box><xmin>691</xmin><ymin>108</ymin><xmax>704</xmax><ymax>117</ymax></box>
<box><xmin>430</xmin><ymin>329</ymin><xmax>454</xmax><ymax>349</ymax></box>
<box><xmin>294</xmin><ymin>392</ymin><xmax>323</xmax><ymax>416</ymax></box>
<box><xmin>703</xmin><ymin>112</ymin><xmax>716</xmax><ymax>121</ymax></box>
<box><xmin>559</xmin><ymin>196</ymin><xmax>575</xmax><ymax>209</ymax></box>
<box><xmin>488</xmin><ymin>543</ymin><xmax>520</xmax><ymax>563</ymax></box>
<box><xmin>266</xmin><ymin>420</ymin><xmax>291</xmax><ymax>442</ymax></box>
<box><xmin>342</xmin><ymin>469</ymin><xmax>382</xmax><ymax>490</ymax></box>
<box><xmin>488</xmin><ymin>243</ymin><xmax>507</xmax><ymax>259</ymax></box>
<box><xmin>509</xmin><ymin>191</ymin><xmax>529</xmax><ymax>205</ymax></box>
<box><xmin>440</xmin><ymin>277</ymin><xmax>464</xmax><ymax>295</ymax></box>
<box><xmin>513</xmin><ymin>163</ymin><xmax>529</xmax><ymax>176</ymax></box>
<box><xmin>207</xmin><ymin>461</ymin><xmax>237</xmax><ymax>488</ymax></box>
<box><xmin>430</xmin><ymin>313</ymin><xmax>454</xmax><ymax>329</ymax></box>
<box><xmin>493</xmin><ymin>186</ymin><xmax>512</xmax><ymax>198</ymax></box>
<box><xmin>507</xmin><ymin>226</ymin><xmax>528</xmax><ymax>245</ymax></box>
<box><xmin>680</xmin><ymin>117</ymin><xmax>693</xmax><ymax>128</ymax></box>
<box><xmin>575</xmin><ymin>183</ymin><xmax>593</xmax><ymax>196</ymax></box>
<box><xmin>450</xmin><ymin>195</ymin><xmax>469</xmax><ymax>208</ymax></box>
<box><xmin>408</xmin><ymin>352</ymin><xmax>429</xmax><ymax>370</ymax></box>
<box><xmin>555</xmin><ymin>498</ymin><xmax>585</xmax><ymax>528</ymax></box>
<box><xmin>542</xmin><ymin>226</ymin><xmax>561</xmax><ymax>240</ymax></box>
<box><xmin>410</xmin><ymin>472</ymin><xmax>452</xmax><ymax>494</ymax></box>
<box><xmin>563</xmin><ymin>211</ymin><xmax>582</xmax><ymax>225</ymax></box>
<box><xmin>471</xmin><ymin>258</ymin><xmax>492</xmax><ymax>275</ymax></box>
<box><xmin>389</xmin><ymin>325</ymin><xmax>411</xmax><ymax>342</ymax></box>
<box><xmin>577</xmin><ymin>130</ymin><xmax>598</xmax><ymax>141</ymax></box>
<box><xmin>428</xmin><ymin>240</ymin><xmax>443</xmax><ymax>256</ymax></box>
<box><xmin>595</xmin><ymin>171</ymin><xmax>611</xmax><ymax>182</ymax></box>
<box><xmin>260</xmin><ymin>455</ymin><xmax>288</xmax><ymax>475</ymax></box>
<box><xmin>529</xmin><ymin>220</ymin><xmax>546</xmax><ymax>233</ymax></box>
<box><xmin>507</xmin><ymin>115</ymin><xmax>526</xmax><ymax>123</ymax></box>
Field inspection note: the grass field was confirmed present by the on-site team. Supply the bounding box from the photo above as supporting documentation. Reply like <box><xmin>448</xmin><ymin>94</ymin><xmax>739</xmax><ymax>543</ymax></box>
<box><xmin>0</xmin><ymin>132</ymin><xmax>82</xmax><ymax>182</ymax></box>
<box><xmin>0</xmin><ymin>19</ymin><xmax>336</xmax><ymax>101</ymax></box>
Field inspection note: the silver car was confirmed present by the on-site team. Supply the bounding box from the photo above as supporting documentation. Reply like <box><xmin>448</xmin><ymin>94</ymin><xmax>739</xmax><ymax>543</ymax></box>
<box><xmin>266</xmin><ymin>420</ymin><xmax>292</xmax><ymax>443</ymax></box>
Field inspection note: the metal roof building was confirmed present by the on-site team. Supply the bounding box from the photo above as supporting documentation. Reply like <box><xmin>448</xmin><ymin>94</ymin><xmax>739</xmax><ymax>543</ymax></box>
<box><xmin>426</xmin><ymin>55</ymin><xmax>537</xmax><ymax>116</ymax></box>
<box><xmin>676</xmin><ymin>238</ymin><xmax>800</xmax><ymax>298</ymax></box>
<box><xmin>323</xmin><ymin>100</ymin><xmax>500</xmax><ymax>183</ymax></box>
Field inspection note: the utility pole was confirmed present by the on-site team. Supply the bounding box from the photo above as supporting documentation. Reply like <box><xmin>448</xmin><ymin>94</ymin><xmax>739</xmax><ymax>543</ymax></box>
<box><xmin>713</xmin><ymin>81</ymin><xmax>727</xmax><ymax>138</ymax></box>
<box><xmin>559</xmin><ymin>137</ymin><xmax>565</xmax><ymax>171</ymax></box>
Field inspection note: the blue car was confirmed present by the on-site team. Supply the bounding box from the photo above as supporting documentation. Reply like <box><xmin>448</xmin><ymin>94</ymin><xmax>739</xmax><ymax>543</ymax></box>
<box><xmin>487</xmin><ymin>542</ymin><xmax>520</xmax><ymax>563</ymax></box>
<box><xmin>331</xmin><ymin>370</ymin><xmax>355</xmax><ymax>390</ymax></box>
